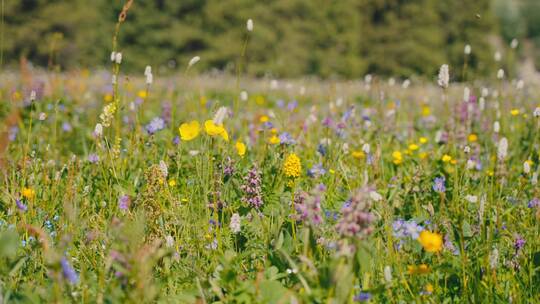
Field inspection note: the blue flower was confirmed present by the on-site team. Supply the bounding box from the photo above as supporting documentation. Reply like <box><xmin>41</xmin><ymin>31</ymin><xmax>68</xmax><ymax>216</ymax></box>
<box><xmin>145</xmin><ymin>117</ymin><xmax>165</xmax><ymax>134</ymax></box>
<box><xmin>354</xmin><ymin>292</ymin><xmax>372</xmax><ymax>302</ymax></box>
<box><xmin>61</xmin><ymin>257</ymin><xmax>79</xmax><ymax>284</ymax></box>
<box><xmin>432</xmin><ymin>176</ymin><xmax>446</xmax><ymax>193</ymax></box>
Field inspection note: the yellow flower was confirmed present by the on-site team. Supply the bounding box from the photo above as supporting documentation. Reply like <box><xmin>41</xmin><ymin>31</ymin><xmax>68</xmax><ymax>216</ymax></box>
<box><xmin>235</xmin><ymin>141</ymin><xmax>246</xmax><ymax>156</ymax></box>
<box><xmin>392</xmin><ymin>151</ymin><xmax>403</xmax><ymax>165</ymax></box>
<box><xmin>419</xmin><ymin>152</ymin><xmax>428</xmax><ymax>159</ymax></box>
<box><xmin>510</xmin><ymin>109</ymin><xmax>520</xmax><ymax>116</ymax></box>
<box><xmin>408</xmin><ymin>264</ymin><xmax>430</xmax><ymax>275</ymax></box>
<box><xmin>255</xmin><ymin>96</ymin><xmax>265</xmax><ymax>105</ymax></box>
<box><xmin>269</xmin><ymin>135</ymin><xmax>280</xmax><ymax>145</ymax></box>
<box><xmin>352</xmin><ymin>150</ymin><xmax>365</xmax><ymax>159</ymax></box>
<box><xmin>138</xmin><ymin>90</ymin><xmax>147</xmax><ymax>99</ymax></box>
<box><xmin>179</xmin><ymin>121</ymin><xmax>200</xmax><ymax>141</ymax></box>
<box><xmin>425</xmin><ymin>283</ymin><xmax>434</xmax><ymax>294</ymax></box>
<box><xmin>418</xmin><ymin>230</ymin><xmax>443</xmax><ymax>253</ymax></box>
<box><xmin>408</xmin><ymin>144</ymin><xmax>419</xmax><ymax>151</ymax></box>
<box><xmin>259</xmin><ymin>115</ymin><xmax>269</xmax><ymax>123</ymax></box>
<box><xmin>419</xmin><ymin>137</ymin><xmax>428</xmax><ymax>144</ymax></box>
<box><xmin>22</xmin><ymin>187</ymin><xmax>35</xmax><ymax>200</ymax></box>
<box><xmin>283</xmin><ymin>153</ymin><xmax>302</xmax><ymax>178</ymax></box>
<box><xmin>441</xmin><ymin>154</ymin><xmax>452</xmax><ymax>162</ymax></box>
<box><xmin>422</xmin><ymin>106</ymin><xmax>431</xmax><ymax>117</ymax></box>
<box><xmin>104</xmin><ymin>93</ymin><xmax>113</xmax><ymax>102</ymax></box>
<box><xmin>204</xmin><ymin>120</ymin><xmax>229</xmax><ymax>141</ymax></box>
<box><xmin>270</xmin><ymin>128</ymin><xmax>278</xmax><ymax>134</ymax></box>
<box><xmin>168</xmin><ymin>179</ymin><xmax>177</xmax><ymax>187</ymax></box>
<box><xmin>468</xmin><ymin>134</ymin><xmax>478</xmax><ymax>142</ymax></box>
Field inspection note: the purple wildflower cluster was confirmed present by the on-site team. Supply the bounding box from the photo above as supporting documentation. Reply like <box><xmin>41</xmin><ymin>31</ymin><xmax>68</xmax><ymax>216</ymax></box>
<box><xmin>241</xmin><ymin>166</ymin><xmax>263</xmax><ymax>209</ymax></box>
<box><xmin>61</xmin><ymin>257</ymin><xmax>79</xmax><ymax>284</ymax></box>
<box><xmin>432</xmin><ymin>176</ymin><xmax>446</xmax><ymax>193</ymax></box>
<box><xmin>335</xmin><ymin>188</ymin><xmax>376</xmax><ymax>239</ymax></box>
<box><xmin>392</xmin><ymin>219</ymin><xmax>424</xmax><ymax>239</ymax></box>
<box><xmin>145</xmin><ymin>117</ymin><xmax>165</xmax><ymax>134</ymax></box>
<box><xmin>307</xmin><ymin>163</ymin><xmax>326</xmax><ymax>178</ymax></box>
<box><xmin>294</xmin><ymin>184</ymin><xmax>326</xmax><ymax>226</ymax></box>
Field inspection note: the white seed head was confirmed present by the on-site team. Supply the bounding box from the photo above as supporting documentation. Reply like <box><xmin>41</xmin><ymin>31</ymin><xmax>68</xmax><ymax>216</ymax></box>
<box><xmin>246</xmin><ymin>19</ymin><xmax>253</xmax><ymax>31</ymax></box>
<box><xmin>497</xmin><ymin>137</ymin><xmax>508</xmax><ymax>160</ymax></box>
<box><xmin>94</xmin><ymin>123</ymin><xmax>103</xmax><ymax>137</ymax></box>
<box><xmin>494</xmin><ymin>51</ymin><xmax>502</xmax><ymax>62</ymax></box>
<box><xmin>110</xmin><ymin>51</ymin><xmax>116</xmax><ymax>62</ymax></box>
<box><xmin>159</xmin><ymin>160</ymin><xmax>168</xmax><ymax>178</ymax></box>
<box><xmin>437</xmin><ymin>64</ymin><xmax>449</xmax><ymax>88</ymax></box>
<box><xmin>516</xmin><ymin>79</ymin><xmax>524</xmax><ymax>90</ymax></box>
<box><xmin>493</xmin><ymin>121</ymin><xmax>500</xmax><ymax>133</ymax></box>
<box><xmin>39</xmin><ymin>112</ymin><xmax>47</xmax><ymax>121</ymax></box>
<box><xmin>402</xmin><ymin>79</ymin><xmax>410</xmax><ymax>89</ymax></box>
<box><xmin>464</xmin><ymin>44</ymin><xmax>471</xmax><ymax>55</ymax></box>
<box><xmin>510</xmin><ymin>38</ymin><xmax>518</xmax><ymax>49</ymax></box>
<box><xmin>383</xmin><ymin>266</ymin><xmax>393</xmax><ymax>283</ymax></box>
<box><xmin>524</xmin><ymin>161</ymin><xmax>531</xmax><ymax>174</ymax></box>
<box><xmin>370</xmin><ymin>191</ymin><xmax>382</xmax><ymax>202</ymax></box>
<box><xmin>465</xmin><ymin>195</ymin><xmax>478</xmax><ymax>203</ymax></box>
<box><xmin>213</xmin><ymin>106</ymin><xmax>228</xmax><ymax>125</ymax></box>
<box><xmin>230</xmin><ymin>213</ymin><xmax>241</xmax><ymax>233</ymax></box>
<box><xmin>144</xmin><ymin>65</ymin><xmax>152</xmax><ymax>76</ymax></box>
<box><xmin>114</xmin><ymin>52</ymin><xmax>122</xmax><ymax>64</ymax></box>
<box><xmin>364</xmin><ymin>74</ymin><xmax>372</xmax><ymax>84</ymax></box>
<box><xmin>533</xmin><ymin>107</ymin><xmax>540</xmax><ymax>117</ymax></box>
<box><xmin>188</xmin><ymin>56</ymin><xmax>200</xmax><ymax>67</ymax></box>
<box><xmin>497</xmin><ymin>69</ymin><xmax>505</xmax><ymax>80</ymax></box>
<box><xmin>240</xmin><ymin>90</ymin><xmax>248</xmax><ymax>101</ymax></box>
<box><xmin>30</xmin><ymin>90</ymin><xmax>36</xmax><ymax>102</ymax></box>
<box><xmin>463</xmin><ymin>87</ymin><xmax>470</xmax><ymax>102</ymax></box>
<box><xmin>362</xmin><ymin>143</ymin><xmax>370</xmax><ymax>154</ymax></box>
<box><xmin>146</xmin><ymin>73</ymin><xmax>153</xmax><ymax>85</ymax></box>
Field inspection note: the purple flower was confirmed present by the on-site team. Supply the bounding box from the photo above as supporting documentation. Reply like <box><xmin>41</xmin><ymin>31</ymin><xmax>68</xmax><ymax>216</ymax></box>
<box><xmin>145</xmin><ymin>117</ymin><xmax>165</xmax><ymax>134</ymax></box>
<box><xmin>62</xmin><ymin>122</ymin><xmax>72</xmax><ymax>132</ymax></box>
<box><xmin>161</xmin><ymin>102</ymin><xmax>172</xmax><ymax>125</ymax></box>
<box><xmin>241</xmin><ymin>166</ymin><xmax>263</xmax><ymax>209</ymax></box>
<box><xmin>88</xmin><ymin>153</ymin><xmax>99</xmax><ymax>163</ymax></box>
<box><xmin>514</xmin><ymin>235</ymin><xmax>525</xmax><ymax>252</ymax></box>
<box><xmin>335</xmin><ymin>187</ymin><xmax>375</xmax><ymax>239</ymax></box>
<box><xmin>528</xmin><ymin>198</ymin><xmax>539</xmax><ymax>208</ymax></box>
<box><xmin>432</xmin><ymin>176</ymin><xmax>446</xmax><ymax>193</ymax></box>
<box><xmin>8</xmin><ymin>126</ymin><xmax>18</xmax><ymax>141</ymax></box>
<box><xmin>279</xmin><ymin>132</ymin><xmax>296</xmax><ymax>145</ymax></box>
<box><xmin>294</xmin><ymin>185</ymin><xmax>325</xmax><ymax>226</ymax></box>
<box><xmin>287</xmin><ymin>100</ymin><xmax>298</xmax><ymax>111</ymax></box>
<box><xmin>317</xmin><ymin>144</ymin><xmax>327</xmax><ymax>157</ymax></box>
<box><xmin>172</xmin><ymin>135</ymin><xmax>180</xmax><ymax>145</ymax></box>
<box><xmin>354</xmin><ymin>292</ymin><xmax>372</xmax><ymax>302</ymax></box>
<box><xmin>393</xmin><ymin>219</ymin><xmax>424</xmax><ymax>239</ymax></box>
<box><xmin>118</xmin><ymin>195</ymin><xmax>131</xmax><ymax>210</ymax></box>
<box><xmin>61</xmin><ymin>257</ymin><xmax>79</xmax><ymax>284</ymax></box>
<box><xmin>307</xmin><ymin>163</ymin><xmax>326</xmax><ymax>178</ymax></box>
<box><xmin>16</xmin><ymin>199</ymin><xmax>27</xmax><ymax>212</ymax></box>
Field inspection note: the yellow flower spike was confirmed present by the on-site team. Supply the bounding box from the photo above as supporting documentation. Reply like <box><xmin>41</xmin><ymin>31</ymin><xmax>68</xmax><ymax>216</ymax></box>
<box><xmin>235</xmin><ymin>141</ymin><xmax>246</xmax><ymax>156</ymax></box>
<box><xmin>419</xmin><ymin>137</ymin><xmax>428</xmax><ymax>144</ymax></box>
<box><xmin>179</xmin><ymin>121</ymin><xmax>200</xmax><ymax>141</ymax></box>
<box><xmin>468</xmin><ymin>134</ymin><xmax>478</xmax><ymax>142</ymax></box>
<box><xmin>418</xmin><ymin>230</ymin><xmax>443</xmax><ymax>253</ymax></box>
<box><xmin>22</xmin><ymin>187</ymin><xmax>35</xmax><ymax>200</ymax></box>
<box><xmin>283</xmin><ymin>153</ymin><xmax>302</xmax><ymax>178</ymax></box>
<box><xmin>510</xmin><ymin>109</ymin><xmax>520</xmax><ymax>116</ymax></box>
<box><xmin>441</xmin><ymin>154</ymin><xmax>452</xmax><ymax>162</ymax></box>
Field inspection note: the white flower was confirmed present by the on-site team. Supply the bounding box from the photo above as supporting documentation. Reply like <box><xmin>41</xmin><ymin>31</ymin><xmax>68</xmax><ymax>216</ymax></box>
<box><xmin>39</xmin><ymin>112</ymin><xmax>47</xmax><ymax>121</ymax></box>
<box><xmin>240</xmin><ymin>90</ymin><xmax>248</xmax><ymax>101</ymax></box>
<box><xmin>532</xmin><ymin>172</ymin><xmax>538</xmax><ymax>185</ymax></box>
<box><xmin>115</xmin><ymin>52</ymin><xmax>122</xmax><ymax>64</ymax></box>
<box><xmin>533</xmin><ymin>107</ymin><xmax>540</xmax><ymax>117</ymax></box>
<box><xmin>189</xmin><ymin>150</ymin><xmax>200</xmax><ymax>156</ymax></box>
<box><xmin>342</xmin><ymin>143</ymin><xmax>349</xmax><ymax>154</ymax></box>
<box><xmin>213</xmin><ymin>106</ymin><xmax>228</xmax><ymax>125</ymax></box>
<box><xmin>464</xmin><ymin>44</ymin><xmax>471</xmax><ymax>55</ymax></box>
<box><xmin>497</xmin><ymin>137</ymin><xmax>508</xmax><ymax>160</ymax></box>
<box><xmin>94</xmin><ymin>123</ymin><xmax>103</xmax><ymax>137</ymax></box>
<box><xmin>270</xmin><ymin>80</ymin><xmax>278</xmax><ymax>89</ymax></box>
<box><xmin>364</xmin><ymin>74</ymin><xmax>372</xmax><ymax>84</ymax></box>
<box><xmin>230</xmin><ymin>213</ymin><xmax>241</xmax><ymax>234</ymax></box>
<box><xmin>388</xmin><ymin>78</ymin><xmax>395</xmax><ymax>86</ymax></box>
<box><xmin>146</xmin><ymin>73</ymin><xmax>153</xmax><ymax>85</ymax></box>
<box><xmin>497</xmin><ymin>69</ymin><xmax>504</xmax><ymax>80</ymax></box>
<box><xmin>299</xmin><ymin>86</ymin><xmax>306</xmax><ymax>95</ymax></box>
<box><xmin>165</xmin><ymin>235</ymin><xmax>174</xmax><ymax>248</ymax></box>
<box><xmin>494</xmin><ymin>51</ymin><xmax>501</xmax><ymax>62</ymax></box>
<box><xmin>383</xmin><ymin>266</ymin><xmax>392</xmax><ymax>283</ymax></box>
<box><xmin>524</xmin><ymin>161</ymin><xmax>531</xmax><ymax>174</ymax></box>
<box><xmin>159</xmin><ymin>160</ymin><xmax>168</xmax><ymax>178</ymax></box>
<box><xmin>481</xmin><ymin>87</ymin><xmax>489</xmax><ymax>97</ymax></box>
<box><xmin>493</xmin><ymin>121</ymin><xmax>500</xmax><ymax>133</ymax></box>
<box><xmin>144</xmin><ymin>65</ymin><xmax>152</xmax><ymax>76</ymax></box>
<box><xmin>463</xmin><ymin>87</ymin><xmax>470</xmax><ymax>102</ymax></box>
<box><xmin>110</xmin><ymin>51</ymin><xmax>116</xmax><ymax>62</ymax></box>
<box><xmin>489</xmin><ymin>247</ymin><xmax>499</xmax><ymax>269</ymax></box>
<box><xmin>362</xmin><ymin>143</ymin><xmax>370</xmax><ymax>154</ymax></box>
<box><xmin>465</xmin><ymin>195</ymin><xmax>478</xmax><ymax>203</ymax></box>
<box><xmin>30</xmin><ymin>90</ymin><xmax>36</xmax><ymax>102</ymax></box>
<box><xmin>463</xmin><ymin>146</ymin><xmax>471</xmax><ymax>154</ymax></box>
<box><xmin>437</xmin><ymin>64</ymin><xmax>449</xmax><ymax>88</ymax></box>
<box><xmin>370</xmin><ymin>191</ymin><xmax>382</xmax><ymax>202</ymax></box>
<box><xmin>246</xmin><ymin>19</ymin><xmax>253</xmax><ymax>31</ymax></box>
<box><xmin>516</xmin><ymin>79</ymin><xmax>524</xmax><ymax>90</ymax></box>
<box><xmin>402</xmin><ymin>79</ymin><xmax>410</xmax><ymax>89</ymax></box>
<box><xmin>188</xmin><ymin>56</ymin><xmax>200</xmax><ymax>67</ymax></box>
<box><xmin>466</xmin><ymin>159</ymin><xmax>476</xmax><ymax>170</ymax></box>
<box><xmin>510</xmin><ymin>38</ymin><xmax>518</xmax><ymax>49</ymax></box>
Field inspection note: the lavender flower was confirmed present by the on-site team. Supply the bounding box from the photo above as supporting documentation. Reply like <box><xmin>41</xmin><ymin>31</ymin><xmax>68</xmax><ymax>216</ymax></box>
<box><xmin>230</xmin><ymin>213</ymin><xmax>241</xmax><ymax>234</ymax></box>
<box><xmin>294</xmin><ymin>184</ymin><xmax>325</xmax><ymax>226</ymax></box>
<box><xmin>16</xmin><ymin>199</ymin><xmax>27</xmax><ymax>212</ymax></box>
<box><xmin>279</xmin><ymin>132</ymin><xmax>296</xmax><ymax>145</ymax></box>
<box><xmin>241</xmin><ymin>166</ymin><xmax>263</xmax><ymax>209</ymax></box>
<box><xmin>392</xmin><ymin>219</ymin><xmax>423</xmax><ymax>239</ymax></box>
<box><xmin>354</xmin><ymin>292</ymin><xmax>372</xmax><ymax>302</ymax></box>
<box><xmin>432</xmin><ymin>176</ymin><xmax>446</xmax><ymax>193</ymax></box>
<box><xmin>307</xmin><ymin>163</ymin><xmax>326</xmax><ymax>178</ymax></box>
<box><xmin>88</xmin><ymin>153</ymin><xmax>99</xmax><ymax>163</ymax></box>
<box><xmin>514</xmin><ymin>235</ymin><xmax>525</xmax><ymax>252</ymax></box>
<box><xmin>61</xmin><ymin>257</ymin><xmax>79</xmax><ymax>284</ymax></box>
<box><xmin>145</xmin><ymin>117</ymin><xmax>165</xmax><ymax>134</ymax></box>
<box><xmin>335</xmin><ymin>187</ymin><xmax>376</xmax><ymax>239</ymax></box>
<box><xmin>118</xmin><ymin>195</ymin><xmax>130</xmax><ymax>210</ymax></box>
<box><xmin>62</xmin><ymin>122</ymin><xmax>72</xmax><ymax>132</ymax></box>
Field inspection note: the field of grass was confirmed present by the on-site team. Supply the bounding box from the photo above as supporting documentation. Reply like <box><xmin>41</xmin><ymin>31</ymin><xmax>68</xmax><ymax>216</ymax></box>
<box><xmin>0</xmin><ymin>63</ymin><xmax>539</xmax><ymax>303</ymax></box>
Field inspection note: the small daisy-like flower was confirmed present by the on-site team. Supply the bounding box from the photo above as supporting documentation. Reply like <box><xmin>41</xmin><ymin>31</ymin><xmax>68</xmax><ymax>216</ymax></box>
<box><xmin>235</xmin><ymin>141</ymin><xmax>246</xmax><ymax>156</ymax></box>
<box><xmin>418</xmin><ymin>230</ymin><xmax>443</xmax><ymax>253</ymax></box>
<box><xmin>22</xmin><ymin>187</ymin><xmax>35</xmax><ymax>200</ymax></box>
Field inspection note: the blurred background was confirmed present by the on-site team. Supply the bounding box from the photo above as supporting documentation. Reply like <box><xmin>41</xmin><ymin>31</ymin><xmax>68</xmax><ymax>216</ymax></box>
<box><xmin>2</xmin><ymin>0</ymin><xmax>540</xmax><ymax>80</ymax></box>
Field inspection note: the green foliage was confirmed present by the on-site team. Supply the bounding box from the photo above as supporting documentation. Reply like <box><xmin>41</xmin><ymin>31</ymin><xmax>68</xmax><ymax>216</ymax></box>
<box><xmin>1</xmin><ymin>0</ymin><xmax>499</xmax><ymax>78</ymax></box>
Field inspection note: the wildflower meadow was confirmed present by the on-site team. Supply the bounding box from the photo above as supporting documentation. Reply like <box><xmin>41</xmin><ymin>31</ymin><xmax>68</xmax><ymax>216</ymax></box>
<box><xmin>1</xmin><ymin>2</ymin><xmax>540</xmax><ymax>303</ymax></box>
